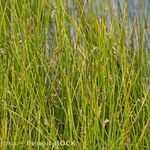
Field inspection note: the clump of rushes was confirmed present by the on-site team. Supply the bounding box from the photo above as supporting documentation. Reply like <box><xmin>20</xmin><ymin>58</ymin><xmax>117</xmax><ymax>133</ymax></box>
<box><xmin>0</xmin><ymin>0</ymin><xmax>150</xmax><ymax>149</ymax></box>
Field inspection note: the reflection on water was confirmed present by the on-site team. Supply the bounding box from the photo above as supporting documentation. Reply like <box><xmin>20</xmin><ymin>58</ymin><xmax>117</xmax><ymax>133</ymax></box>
<box><xmin>67</xmin><ymin>0</ymin><xmax>150</xmax><ymax>49</ymax></box>
<box><xmin>46</xmin><ymin>0</ymin><xmax>150</xmax><ymax>53</ymax></box>
<box><xmin>45</xmin><ymin>0</ymin><xmax>150</xmax><ymax>85</ymax></box>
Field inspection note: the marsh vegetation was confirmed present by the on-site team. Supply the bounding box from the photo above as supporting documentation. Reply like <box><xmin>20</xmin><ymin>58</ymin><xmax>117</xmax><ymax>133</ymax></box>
<box><xmin>0</xmin><ymin>0</ymin><xmax>150</xmax><ymax>149</ymax></box>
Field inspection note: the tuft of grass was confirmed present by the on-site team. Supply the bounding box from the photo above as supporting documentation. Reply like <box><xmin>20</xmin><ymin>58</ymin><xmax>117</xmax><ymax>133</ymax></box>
<box><xmin>0</xmin><ymin>0</ymin><xmax>150</xmax><ymax>149</ymax></box>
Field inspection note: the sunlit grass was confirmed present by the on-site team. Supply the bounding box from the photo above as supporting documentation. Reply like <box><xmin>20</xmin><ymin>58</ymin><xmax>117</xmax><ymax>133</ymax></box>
<box><xmin>0</xmin><ymin>0</ymin><xmax>150</xmax><ymax>149</ymax></box>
